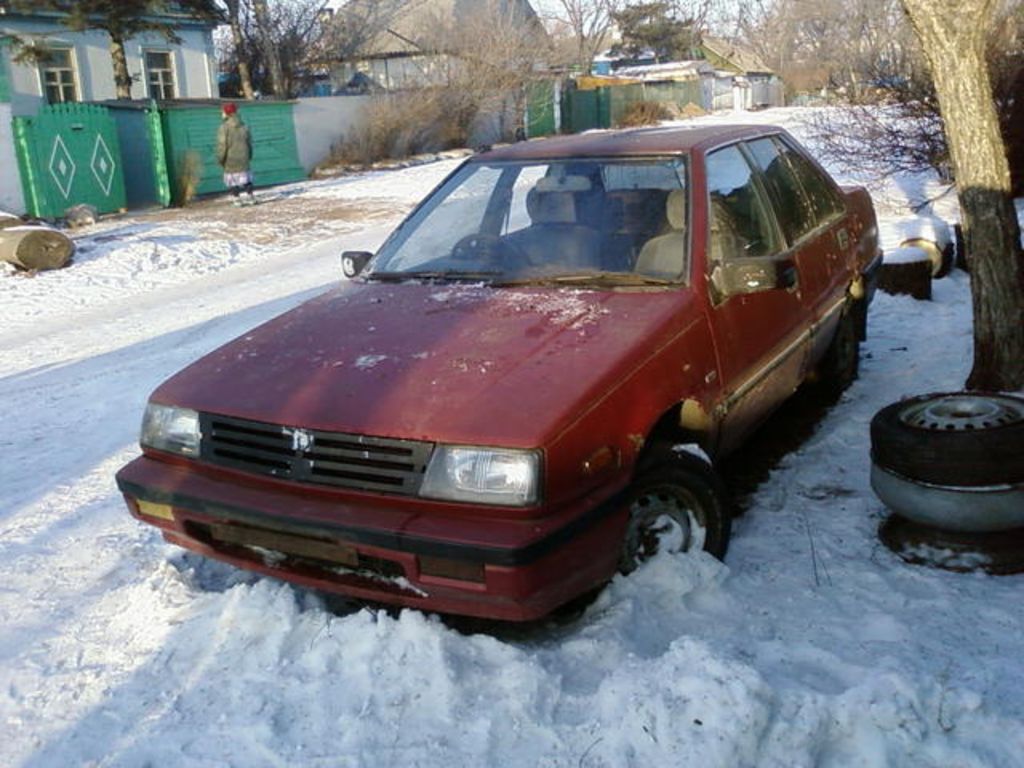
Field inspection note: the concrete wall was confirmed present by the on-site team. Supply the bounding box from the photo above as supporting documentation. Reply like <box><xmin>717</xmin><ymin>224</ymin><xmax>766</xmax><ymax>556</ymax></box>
<box><xmin>0</xmin><ymin>18</ymin><xmax>217</xmax><ymax>117</ymax></box>
<box><xmin>0</xmin><ymin>103</ymin><xmax>25</xmax><ymax>213</ymax></box>
<box><xmin>292</xmin><ymin>95</ymin><xmax>372</xmax><ymax>172</ymax></box>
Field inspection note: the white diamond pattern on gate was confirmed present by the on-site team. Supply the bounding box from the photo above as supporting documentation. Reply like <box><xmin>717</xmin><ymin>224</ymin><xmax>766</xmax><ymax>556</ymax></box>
<box><xmin>90</xmin><ymin>134</ymin><xmax>116</xmax><ymax>196</ymax></box>
<box><xmin>48</xmin><ymin>134</ymin><xmax>76</xmax><ymax>200</ymax></box>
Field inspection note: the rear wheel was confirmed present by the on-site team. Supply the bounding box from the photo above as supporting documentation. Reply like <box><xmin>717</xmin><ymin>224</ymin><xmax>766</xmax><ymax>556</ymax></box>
<box><xmin>620</xmin><ymin>448</ymin><xmax>731</xmax><ymax>572</ymax></box>
<box><xmin>817</xmin><ymin>307</ymin><xmax>860</xmax><ymax>395</ymax></box>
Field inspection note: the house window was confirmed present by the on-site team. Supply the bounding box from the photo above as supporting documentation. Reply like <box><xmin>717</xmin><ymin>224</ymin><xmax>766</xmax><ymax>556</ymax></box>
<box><xmin>145</xmin><ymin>51</ymin><xmax>175</xmax><ymax>99</ymax></box>
<box><xmin>40</xmin><ymin>48</ymin><xmax>78</xmax><ymax>104</ymax></box>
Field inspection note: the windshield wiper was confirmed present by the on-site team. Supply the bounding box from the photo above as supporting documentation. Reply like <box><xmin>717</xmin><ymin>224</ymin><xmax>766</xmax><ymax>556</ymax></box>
<box><xmin>368</xmin><ymin>270</ymin><xmax>502</xmax><ymax>283</ymax></box>
<box><xmin>497</xmin><ymin>271</ymin><xmax>678</xmax><ymax>287</ymax></box>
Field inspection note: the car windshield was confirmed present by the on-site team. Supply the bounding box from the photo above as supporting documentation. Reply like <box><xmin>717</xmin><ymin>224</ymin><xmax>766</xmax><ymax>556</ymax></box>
<box><xmin>368</xmin><ymin>157</ymin><xmax>690</xmax><ymax>286</ymax></box>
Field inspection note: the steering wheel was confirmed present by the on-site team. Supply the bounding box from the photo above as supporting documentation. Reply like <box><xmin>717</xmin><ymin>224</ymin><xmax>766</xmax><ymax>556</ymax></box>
<box><xmin>450</xmin><ymin>233</ymin><xmax>528</xmax><ymax>271</ymax></box>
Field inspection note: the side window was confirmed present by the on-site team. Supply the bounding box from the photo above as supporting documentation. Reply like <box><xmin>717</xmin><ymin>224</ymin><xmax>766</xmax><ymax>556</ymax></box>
<box><xmin>705</xmin><ymin>145</ymin><xmax>781</xmax><ymax>262</ymax></box>
<box><xmin>745</xmin><ymin>137</ymin><xmax>816</xmax><ymax>243</ymax></box>
<box><xmin>747</xmin><ymin>136</ymin><xmax>844</xmax><ymax>243</ymax></box>
<box><xmin>778</xmin><ymin>136</ymin><xmax>845</xmax><ymax>223</ymax></box>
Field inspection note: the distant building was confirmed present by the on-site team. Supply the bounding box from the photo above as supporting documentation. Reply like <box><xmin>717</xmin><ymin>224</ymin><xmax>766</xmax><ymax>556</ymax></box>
<box><xmin>699</xmin><ymin>36</ymin><xmax>784</xmax><ymax>110</ymax></box>
<box><xmin>329</xmin><ymin>0</ymin><xmax>542</xmax><ymax>93</ymax></box>
<box><xmin>0</xmin><ymin>1</ymin><xmax>220</xmax><ymax>117</ymax></box>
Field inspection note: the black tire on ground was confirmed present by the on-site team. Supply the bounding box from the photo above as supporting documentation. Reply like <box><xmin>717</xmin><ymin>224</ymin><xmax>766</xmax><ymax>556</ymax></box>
<box><xmin>817</xmin><ymin>306</ymin><xmax>860</xmax><ymax>395</ymax></box>
<box><xmin>953</xmin><ymin>223</ymin><xmax>967</xmax><ymax>272</ymax></box>
<box><xmin>619</xmin><ymin>447</ymin><xmax>731</xmax><ymax>572</ymax></box>
<box><xmin>879</xmin><ymin>515</ymin><xmax>1024</xmax><ymax>575</ymax></box>
<box><xmin>870</xmin><ymin>392</ymin><xmax>1024</xmax><ymax>487</ymax></box>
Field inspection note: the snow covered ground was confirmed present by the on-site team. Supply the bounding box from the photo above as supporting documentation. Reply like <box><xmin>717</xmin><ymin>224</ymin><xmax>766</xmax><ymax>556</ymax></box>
<box><xmin>2</xmin><ymin>109</ymin><xmax>1022</xmax><ymax>767</ymax></box>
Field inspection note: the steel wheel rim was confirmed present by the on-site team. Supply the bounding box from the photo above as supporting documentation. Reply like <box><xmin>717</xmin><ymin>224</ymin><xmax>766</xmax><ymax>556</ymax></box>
<box><xmin>898</xmin><ymin>394</ymin><xmax>1024</xmax><ymax>431</ymax></box>
<box><xmin>623</xmin><ymin>484</ymin><xmax>707</xmax><ymax>569</ymax></box>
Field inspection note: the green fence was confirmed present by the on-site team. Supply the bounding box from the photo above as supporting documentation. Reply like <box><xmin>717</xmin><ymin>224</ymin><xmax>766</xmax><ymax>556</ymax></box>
<box><xmin>562</xmin><ymin>80</ymin><xmax>705</xmax><ymax>134</ymax></box>
<box><xmin>108</xmin><ymin>101</ymin><xmax>172</xmax><ymax>208</ymax></box>
<box><xmin>13</xmin><ymin>103</ymin><xmax>127</xmax><ymax>218</ymax></box>
<box><xmin>525</xmin><ymin>81</ymin><xmax>557</xmax><ymax>138</ymax></box>
<box><xmin>160</xmin><ymin>101</ymin><xmax>305</xmax><ymax>201</ymax></box>
<box><xmin>562</xmin><ymin>87</ymin><xmax>610</xmax><ymax>133</ymax></box>
<box><xmin>0</xmin><ymin>42</ymin><xmax>10</xmax><ymax>103</ymax></box>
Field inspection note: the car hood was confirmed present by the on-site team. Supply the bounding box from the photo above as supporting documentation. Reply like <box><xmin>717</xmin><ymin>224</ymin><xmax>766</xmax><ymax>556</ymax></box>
<box><xmin>154</xmin><ymin>280</ymin><xmax>695</xmax><ymax>446</ymax></box>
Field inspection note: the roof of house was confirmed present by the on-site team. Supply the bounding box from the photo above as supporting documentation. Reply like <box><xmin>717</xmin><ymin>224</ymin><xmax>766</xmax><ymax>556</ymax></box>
<box><xmin>344</xmin><ymin>0</ymin><xmax>541</xmax><ymax>58</ymax></box>
<box><xmin>612</xmin><ymin>60</ymin><xmax>714</xmax><ymax>81</ymax></box>
<box><xmin>700</xmin><ymin>36</ymin><xmax>773</xmax><ymax>75</ymax></box>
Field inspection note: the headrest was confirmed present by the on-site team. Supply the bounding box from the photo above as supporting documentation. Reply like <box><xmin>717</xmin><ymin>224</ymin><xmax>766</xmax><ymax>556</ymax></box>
<box><xmin>666</xmin><ymin>189</ymin><xmax>687</xmax><ymax>230</ymax></box>
<box><xmin>534</xmin><ymin>174</ymin><xmax>592</xmax><ymax>193</ymax></box>
<box><xmin>527</xmin><ymin>189</ymin><xmax>577</xmax><ymax>224</ymax></box>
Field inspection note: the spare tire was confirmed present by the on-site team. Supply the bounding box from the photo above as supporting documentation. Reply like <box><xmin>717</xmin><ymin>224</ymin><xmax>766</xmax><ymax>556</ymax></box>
<box><xmin>871</xmin><ymin>392</ymin><xmax>1024</xmax><ymax>487</ymax></box>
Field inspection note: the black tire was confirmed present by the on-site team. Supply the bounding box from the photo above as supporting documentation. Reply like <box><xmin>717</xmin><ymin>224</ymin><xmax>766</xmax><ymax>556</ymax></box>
<box><xmin>871</xmin><ymin>392</ymin><xmax>1024</xmax><ymax>487</ymax></box>
<box><xmin>817</xmin><ymin>307</ymin><xmax>860</xmax><ymax>394</ymax></box>
<box><xmin>953</xmin><ymin>223</ymin><xmax>967</xmax><ymax>272</ymax></box>
<box><xmin>619</xmin><ymin>447</ymin><xmax>731</xmax><ymax>572</ymax></box>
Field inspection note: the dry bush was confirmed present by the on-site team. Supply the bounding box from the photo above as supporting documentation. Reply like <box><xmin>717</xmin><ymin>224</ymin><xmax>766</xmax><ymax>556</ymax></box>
<box><xmin>175</xmin><ymin>150</ymin><xmax>203</xmax><ymax>206</ymax></box>
<box><xmin>616</xmin><ymin>100</ymin><xmax>676</xmax><ymax>127</ymax></box>
<box><xmin>678</xmin><ymin>102</ymin><xmax>707</xmax><ymax>119</ymax></box>
<box><xmin>330</xmin><ymin>90</ymin><xmax>472</xmax><ymax>167</ymax></box>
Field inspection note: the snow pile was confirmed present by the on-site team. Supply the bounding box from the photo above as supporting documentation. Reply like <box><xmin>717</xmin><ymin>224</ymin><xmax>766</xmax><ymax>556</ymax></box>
<box><xmin>1</xmin><ymin>108</ymin><xmax>1023</xmax><ymax>767</ymax></box>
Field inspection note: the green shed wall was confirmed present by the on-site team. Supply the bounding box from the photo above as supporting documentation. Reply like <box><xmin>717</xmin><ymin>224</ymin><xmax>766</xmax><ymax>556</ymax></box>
<box><xmin>160</xmin><ymin>102</ymin><xmax>305</xmax><ymax>200</ymax></box>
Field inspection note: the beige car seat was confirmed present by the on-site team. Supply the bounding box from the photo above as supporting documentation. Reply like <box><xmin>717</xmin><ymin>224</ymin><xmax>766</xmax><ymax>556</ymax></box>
<box><xmin>635</xmin><ymin>189</ymin><xmax>687</xmax><ymax>278</ymax></box>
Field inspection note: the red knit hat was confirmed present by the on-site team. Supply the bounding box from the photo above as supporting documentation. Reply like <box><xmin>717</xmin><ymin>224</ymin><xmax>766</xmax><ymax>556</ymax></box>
<box><xmin>222</xmin><ymin>102</ymin><xmax>238</xmax><ymax>115</ymax></box>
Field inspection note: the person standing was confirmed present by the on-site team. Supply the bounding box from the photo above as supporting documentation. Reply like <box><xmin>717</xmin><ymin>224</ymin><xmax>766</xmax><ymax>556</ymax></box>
<box><xmin>216</xmin><ymin>102</ymin><xmax>256</xmax><ymax>206</ymax></box>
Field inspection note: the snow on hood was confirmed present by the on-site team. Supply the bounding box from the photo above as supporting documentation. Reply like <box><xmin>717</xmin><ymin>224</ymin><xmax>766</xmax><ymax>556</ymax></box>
<box><xmin>153</xmin><ymin>280</ymin><xmax>691</xmax><ymax>446</ymax></box>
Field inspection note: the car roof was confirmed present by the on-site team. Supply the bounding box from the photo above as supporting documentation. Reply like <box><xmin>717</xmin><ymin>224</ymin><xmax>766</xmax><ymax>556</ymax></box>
<box><xmin>476</xmin><ymin>123</ymin><xmax>783</xmax><ymax>162</ymax></box>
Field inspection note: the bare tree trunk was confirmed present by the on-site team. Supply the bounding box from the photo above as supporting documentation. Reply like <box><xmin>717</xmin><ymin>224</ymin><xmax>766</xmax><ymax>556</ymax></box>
<box><xmin>109</xmin><ymin>35</ymin><xmax>132</xmax><ymax>99</ymax></box>
<box><xmin>224</xmin><ymin>0</ymin><xmax>255</xmax><ymax>99</ymax></box>
<box><xmin>253</xmin><ymin>0</ymin><xmax>285</xmax><ymax>97</ymax></box>
<box><xmin>902</xmin><ymin>0</ymin><xmax>1024</xmax><ymax>390</ymax></box>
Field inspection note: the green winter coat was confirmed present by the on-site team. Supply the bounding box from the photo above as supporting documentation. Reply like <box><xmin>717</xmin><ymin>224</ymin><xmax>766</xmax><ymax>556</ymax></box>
<box><xmin>216</xmin><ymin>114</ymin><xmax>252</xmax><ymax>173</ymax></box>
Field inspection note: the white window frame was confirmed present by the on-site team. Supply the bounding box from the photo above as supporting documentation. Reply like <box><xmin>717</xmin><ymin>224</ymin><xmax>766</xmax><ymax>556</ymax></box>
<box><xmin>143</xmin><ymin>49</ymin><xmax>177</xmax><ymax>100</ymax></box>
<box><xmin>37</xmin><ymin>45</ymin><xmax>80</xmax><ymax>104</ymax></box>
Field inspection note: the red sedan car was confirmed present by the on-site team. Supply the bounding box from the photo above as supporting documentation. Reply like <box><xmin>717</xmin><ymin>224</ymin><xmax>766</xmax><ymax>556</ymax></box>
<box><xmin>117</xmin><ymin>124</ymin><xmax>881</xmax><ymax>621</ymax></box>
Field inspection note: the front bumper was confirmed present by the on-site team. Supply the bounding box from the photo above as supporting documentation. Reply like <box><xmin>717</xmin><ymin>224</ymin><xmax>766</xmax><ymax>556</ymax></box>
<box><xmin>116</xmin><ymin>456</ymin><xmax>628</xmax><ymax>621</ymax></box>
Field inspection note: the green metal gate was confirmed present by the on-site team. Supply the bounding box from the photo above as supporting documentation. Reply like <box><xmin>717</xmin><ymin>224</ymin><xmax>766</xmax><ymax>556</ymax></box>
<box><xmin>525</xmin><ymin>81</ymin><xmax>557</xmax><ymax>138</ymax></box>
<box><xmin>13</xmin><ymin>103</ymin><xmax>127</xmax><ymax>218</ymax></box>
<box><xmin>159</xmin><ymin>101</ymin><xmax>305</xmax><ymax>201</ymax></box>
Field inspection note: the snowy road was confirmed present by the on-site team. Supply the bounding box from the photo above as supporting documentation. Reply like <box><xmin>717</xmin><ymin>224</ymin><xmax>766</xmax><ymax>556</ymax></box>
<box><xmin>2</xmin><ymin>111</ymin><xmax>1023</xmax><ymax>767</ymax></box>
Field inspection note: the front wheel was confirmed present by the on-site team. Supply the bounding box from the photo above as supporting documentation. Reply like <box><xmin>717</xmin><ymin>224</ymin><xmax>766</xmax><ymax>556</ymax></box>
<box><xmin>620</xmin><ymin>449</ymin><xmax>731</xmax><ymax>573</ymax></box>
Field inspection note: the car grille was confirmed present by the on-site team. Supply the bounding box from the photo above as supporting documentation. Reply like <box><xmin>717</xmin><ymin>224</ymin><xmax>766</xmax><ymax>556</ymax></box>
<box><xmin>199</xmin><ymin>413</ymin><xmax>433</xmax><ymax>495</ymax></box>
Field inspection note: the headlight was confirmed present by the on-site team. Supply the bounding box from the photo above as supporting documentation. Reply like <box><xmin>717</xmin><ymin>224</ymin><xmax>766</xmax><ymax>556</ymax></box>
<box><xmin>140</xmin><ymin>403</ymin><xmax>201</xmax><ymax>457</ymax></box>
<box><xmin>420</xmin><ymin>446</ymin><xmax>540</xmax><ymax>506</ymax></box>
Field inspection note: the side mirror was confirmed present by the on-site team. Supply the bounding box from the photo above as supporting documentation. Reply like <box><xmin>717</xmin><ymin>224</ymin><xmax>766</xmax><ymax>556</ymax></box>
<box><xmin>341</xmin><ymin>250</ymin><xmax>373</xmax><ymax>278</ymax></box>
<box><xmin>710</xmin><ymin>257</ymin><xmax>797</xmax><ymax>299</ymax></box>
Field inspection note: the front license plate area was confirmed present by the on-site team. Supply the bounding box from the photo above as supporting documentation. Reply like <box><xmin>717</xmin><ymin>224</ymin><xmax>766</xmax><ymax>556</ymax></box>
<box><xmin>207</xmin><ymin>522</ymin><xmax>359</xmax><ymax>567</ymax></box>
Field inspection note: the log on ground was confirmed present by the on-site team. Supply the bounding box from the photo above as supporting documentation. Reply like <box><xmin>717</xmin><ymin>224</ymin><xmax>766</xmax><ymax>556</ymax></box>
<box><xmin>0</xmin><ymin>227</ymin><xmax>75</xmax><ymax>270</ymax></box>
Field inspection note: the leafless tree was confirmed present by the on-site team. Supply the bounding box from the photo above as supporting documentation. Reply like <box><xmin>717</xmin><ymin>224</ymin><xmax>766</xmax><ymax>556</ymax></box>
<box><xmin>422</xmin><ymin>0</ymin><xmax>551</xmax><ymax>140</ymax></box>
<box><xmin>216</xmin><ymin>0</ymin><xmax>331</xmax><ymax>98</ymax></box>
<box><xmin>542</xmin><ymin>0</ymin><xmax>622</xmax><ymax>73</ymax></box>
<box><xmin>901</xmin><ymin>0</ymin><xmax>1024</xmax><ymax>390</ymax></box>
<box><xmin>221</xmin><ymin>0</ymin><xmax>255</xmax><ymax>98</ymax></box>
